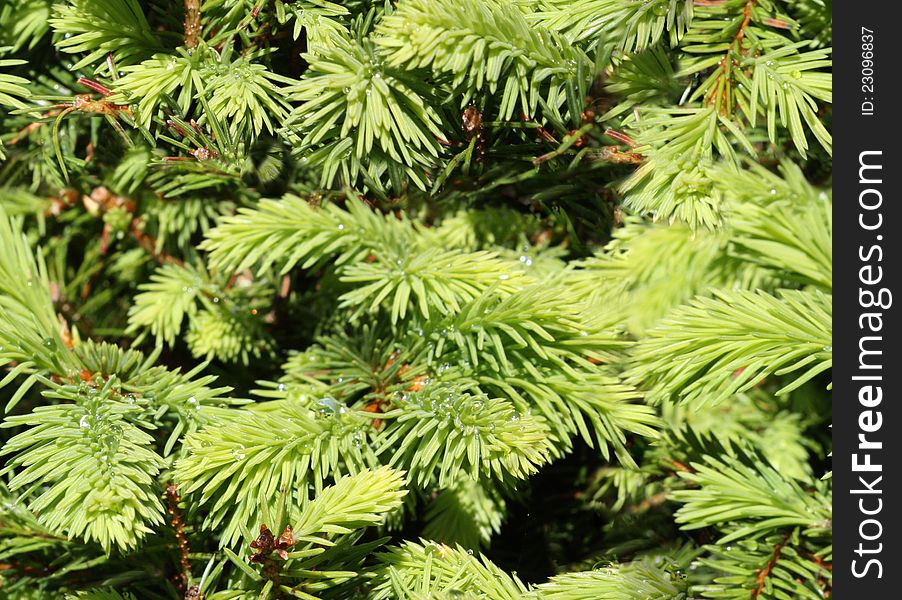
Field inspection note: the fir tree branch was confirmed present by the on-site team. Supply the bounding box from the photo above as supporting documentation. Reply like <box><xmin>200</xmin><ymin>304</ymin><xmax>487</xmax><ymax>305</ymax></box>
<box><xmin>0</xmin><ymin>377</ymin><xmax>167</xmax><ymax>553</ymax></box>
<box><xmin>291</xmin><ymin>466</ymin><xmax>406</xmax><ymax>541</ymax></box>
<box><xmin>672</xmin><ymin>450</ymin><xmax>831</xmax><ymax>543</ymax></box>
<box><xmin>201</xmin><ymin>195</ymin><xmax>413</xmax><ymax>275</ymax></box>
<box><xmin>49</xmin><ymin>0</ymin><xmax>162</xmax><ymax>71</ymax></box>
<box><xmin>376</xmin><ymin>385</ymin><xmax>553</xmax><ymax>487</ymax></box>
<box><xmin>523</xmin><ymin>0</ymin><xmax>695</xmax><ymax>53</ymax></box>
<box><xmin>371</xmin><ymin>540</ymin><xmax>527</xmax><ymax>600</ymax></box>
<box><xmin>375</xmin><ymin>0</ymin><xmax>591</xmax><ymax>121</ymax></box>
<box><xmin>283</xmin><ymin>32</ymin><xmax>446</xmax><ymax>191</ymax></box>
<box><xmin>0</xmin><ymin>207</ymin><xmax>81</xmax><ymax>409</ymax></box>
<box><xmin>628</xmin><ymin>288</ymin><xmax>832</xmax><ymax>407</ymax></box>
<box><xmin>176</xmin><ymin>398</ymin><xmax>380</xmax><ymax>546</ymax></box>
<box><xmin>527</xmin><ymin>561</ymin><xmax>688</xmax><ymax>599</ymax></box>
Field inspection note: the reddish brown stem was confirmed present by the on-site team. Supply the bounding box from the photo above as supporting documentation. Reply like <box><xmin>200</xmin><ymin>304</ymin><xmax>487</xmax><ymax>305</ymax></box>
<box><xmin>753</xmin><ymin>533</ymin><xmax>790</xmax><ymax>598</ymax></box>
<box><xmin>629</xmin><ymin>491</ymin><xmax>669</xmax><ymax>513</ymax></box>
<box><xmin>184</xmin><ymin>0</ymin><xmax>202</xmax><ymax>48</ymax></box>
<box><xmin>704</xmin><ymin>0</ymin><xmax>758</xmax><ymax>113</ymax></box>
<box><xmin>603</xmin><ymin>128</ymin><xmax>638</xmax><ymax>148</ymax></box>
<box><xmin>166</xmin><ymin>483</ymin><xmax>192</xmax><ymax>594</ymax></box>
<box><xmin>130</xmin><ymin>218</ymin><xmax>185</xmax><ymax>266</ymax></box>
<box><xmin>669</xmin><ymin>459</ymin><xmax>694</xmax><ymax>473</ymax></box>
<box><xmin>77</xmin><ymin>78</ymin><xmax>113</xmax><ymax>97</ymax></box>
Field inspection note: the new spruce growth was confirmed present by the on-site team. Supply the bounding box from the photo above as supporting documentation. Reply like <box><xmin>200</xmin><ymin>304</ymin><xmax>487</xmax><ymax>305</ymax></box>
<box><xmin>1</xmin><ymin>0</ymin><xmax>831</xmax><ymax>598</ymax></box>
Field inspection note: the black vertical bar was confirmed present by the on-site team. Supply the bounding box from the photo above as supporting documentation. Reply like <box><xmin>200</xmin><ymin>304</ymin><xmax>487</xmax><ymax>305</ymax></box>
<box><xmin>834</xmin><ymin>2</ymin><xmax>899</xmax><ymax>595</ymax></box>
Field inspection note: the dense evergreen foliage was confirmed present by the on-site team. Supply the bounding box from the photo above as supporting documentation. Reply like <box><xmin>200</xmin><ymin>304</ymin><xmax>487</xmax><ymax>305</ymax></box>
<box><xmin>0</xmin><ymin>1</ymin><xmax>832</xmax><ymax>598</ymax></box>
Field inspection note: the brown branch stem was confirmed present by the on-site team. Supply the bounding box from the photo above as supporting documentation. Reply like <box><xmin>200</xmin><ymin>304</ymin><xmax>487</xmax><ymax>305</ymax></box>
<box><xmin>166</xmin><ymin>483</ymin><xmax>193</xmax><ymax>594</ymax></box>
<box><xmin>184</xmin><ymin>0</ymin><xmax>202</xmax><ymax>48</ymax></box>
<box><xmin>704</xmin><ymin>0</ymin><xmax>758</xmax><ymax>113</ymax></box>
<box><xmin>752</xmin><ymin>532</ymin><xmax>790</xmax><ymax>598</ymax></box>
<box><xmin>130</xmin><ymin>218</ymin><xmax>185</xmax><ymax>267</ymax></box>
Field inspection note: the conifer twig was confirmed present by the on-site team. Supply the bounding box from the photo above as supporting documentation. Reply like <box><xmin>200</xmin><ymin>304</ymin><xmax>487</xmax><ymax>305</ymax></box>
<box><xmin>166</xmin><ymin>483</ymin><xmax>192</xmax><ymax>594</ymax></box>
<box><xmin>184</xmin><ymin>0</ymin><xmax>202</xmax><ymax>48</ymax></box>
<box><xmin>706</xmin><ymin>0</ymin><xmax>758</xmax><ymax>112</ymax></box>
<box><xmin>130</xmin><ymin>218</ymin><xmax>185</xmax><ymax>266</ymax></box>
<box><xmin>752</xmin><ymin>532</ymin><xmax>790</xmax><ymax>598</ymax></box>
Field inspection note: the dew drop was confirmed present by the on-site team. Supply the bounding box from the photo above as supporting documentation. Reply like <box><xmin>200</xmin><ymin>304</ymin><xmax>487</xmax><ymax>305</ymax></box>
<box><xmin>232</xmin><ymin>444</ymin><xmax>246</xmax><ymax>460</ymax></box>
<box><xmin>277</xmin><ymin>383</ymin><xmax>287</xmax><ymax>392</ymax></box>
<box><xmin>791</xmin><ymin>69</ymin><xmax>802</xmax><ymax>79</ymax></box>
<box><xmin>337</xmin><ymin>223</ymin><xmax>345</xmax><ymax>230</ymax></box>
<box><xmin>316</xmin><ymin>396</ymin><xmax>347</xmax><ymax>418</ymax></box>
<box><xmin>79</xmin><ymin>415</ymin><xmax>90</xmax><ymax>429</ymax></box>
